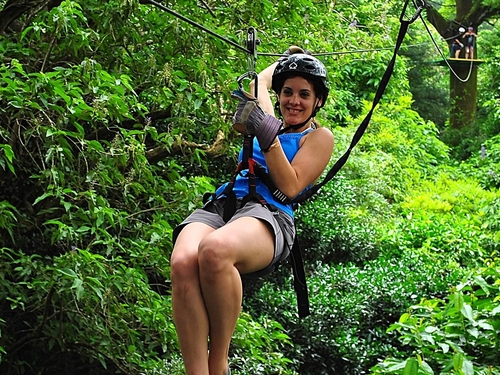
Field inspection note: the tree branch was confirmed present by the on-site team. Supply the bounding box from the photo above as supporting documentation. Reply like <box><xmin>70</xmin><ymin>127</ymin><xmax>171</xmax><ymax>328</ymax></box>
<box><xmin>86</xmin><ymin>109</ymin><xmax>171</xmax><ymax>141</ymax></box>
<box><xmin>0</xmin><ymin>0</ymin><xmax>63</xmax><ymax>34</ymax></box>
<box><xmin>145</xmin><ymin>129</ymin><xmax>226</xmax><ymax>163</ymax></box>
<box><xmin>424</xmin><ymin>3</ymin><xmax>452</xmax><ymax>37</ymax></box>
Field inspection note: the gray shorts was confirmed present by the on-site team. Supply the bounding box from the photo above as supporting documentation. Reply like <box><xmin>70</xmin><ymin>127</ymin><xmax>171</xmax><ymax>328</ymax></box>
<box><xmin>172</xmin><ymin>199</ymin><xmax>295</xmax><ymax>276</ymax></box>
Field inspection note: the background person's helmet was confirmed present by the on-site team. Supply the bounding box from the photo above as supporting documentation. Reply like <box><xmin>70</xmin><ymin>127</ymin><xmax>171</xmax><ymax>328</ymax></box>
<box><xmin>272</xmin><ymin>53</ymin><xmax>329</xmax><ymax>109</ymax></box>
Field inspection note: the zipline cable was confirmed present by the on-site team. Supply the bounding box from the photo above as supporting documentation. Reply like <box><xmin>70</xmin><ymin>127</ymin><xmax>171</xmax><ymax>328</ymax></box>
<box><xmin>140</xmin><ymin>0</ymin><xmax>433</xmax><ymax>62</ymax></box>
<box><xmin>139</xmin><ymin>0</ymin><xmax>251</xmax><ymax>54</ymax></box>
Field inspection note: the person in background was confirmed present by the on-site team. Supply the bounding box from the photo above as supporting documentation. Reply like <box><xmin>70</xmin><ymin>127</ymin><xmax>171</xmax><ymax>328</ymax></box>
<box><xmin>451</xmin><ymin>30</ymin><xmax>464</xmax><ymax>58</ymax></box>
<box><xmin>462</xmin><ymin>26</ymin><xmax>478</xmax><ymax>59</ymax></box>
<box><xmin>169</xmin><ymin>47</ymin><xmax>334</xmax><ymax>375</ymax></box>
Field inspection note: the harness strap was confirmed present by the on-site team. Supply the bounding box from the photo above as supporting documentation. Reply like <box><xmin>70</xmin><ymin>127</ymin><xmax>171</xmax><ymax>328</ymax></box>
<box><xmin>292</xmin><ymin>17</ymin><xmax>413</xmax><ymax>205</ymax></box>
<box><xmin>290</xmin><ymin>233</ymin><xmax>310</xmax><ymax>317</ymax></box>
<box><xmin>218</xmin><ymin>135</ymin><xmax>255</xmax><ymax>221</ymax></box>
<box><xmin>253</xmin><ymin>163</ymin><xmax>289</xmax><ymax>204</ymax></box>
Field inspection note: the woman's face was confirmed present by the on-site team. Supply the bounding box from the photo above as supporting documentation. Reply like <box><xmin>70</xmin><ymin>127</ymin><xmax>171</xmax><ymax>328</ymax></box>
<box><xmin>278</xmin><ymin>76</ymin><xmax>321</xmax><ymax>127</ymax></box>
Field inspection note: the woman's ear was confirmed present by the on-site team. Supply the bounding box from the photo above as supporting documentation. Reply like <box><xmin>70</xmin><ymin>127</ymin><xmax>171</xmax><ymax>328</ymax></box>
<box><xmin>274</xmin><ymin>101</ymin><xmax>282</xmax><ymax>116</ymax></box>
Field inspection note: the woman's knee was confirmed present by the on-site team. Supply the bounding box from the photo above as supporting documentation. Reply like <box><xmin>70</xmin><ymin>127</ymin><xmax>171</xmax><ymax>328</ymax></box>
<box><xmin>198</xmin><ymin>235</ymin><xmax>234</xmax><ymax>275</ymax></box>
<box><xmin>170</xmin><ymin>247</ymin><xmax>199</xmax><ymax>283</ymax></box>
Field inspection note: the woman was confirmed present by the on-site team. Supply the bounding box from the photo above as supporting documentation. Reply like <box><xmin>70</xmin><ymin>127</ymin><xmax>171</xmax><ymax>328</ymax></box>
<box><xmin>170</xmin><ymin>50</ymin><xmax>334</xmax><ymax>375</ymax></box>
<box><xmin>462</xmin><ymin>26</ymin><xmax>478</xmax><ymax>59</ymax></box>
<box><xmin>451</xmin><ymin>36</ymin><xmax>464</xmax><ymax>58</ymax></box>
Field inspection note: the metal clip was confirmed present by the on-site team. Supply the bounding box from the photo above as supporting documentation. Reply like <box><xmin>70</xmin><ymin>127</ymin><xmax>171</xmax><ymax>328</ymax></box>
<box><xmin>400</xmin><ymin>0</ymin><xmax>424</xmax><ymax>24</ymax></box>
<box><xmin>236</xmin><ymin>27</ymin><xmax>260</xmax><ymax>97</ymax></box>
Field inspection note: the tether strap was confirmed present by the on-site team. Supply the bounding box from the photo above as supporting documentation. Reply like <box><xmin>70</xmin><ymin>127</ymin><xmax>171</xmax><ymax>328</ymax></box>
<box><xmin>290</xmin><ymin>234</ymin><xmax>310</xmax><ymax>317</ymax></box>
<box><xmin>220</xmin><ymin>134</ymin><xmax>254</xmax><ymax>222</ymax></box>
<box><xmin>292</xmin><ymin>17</ymin><xmax>413</xmax><ymax>205</ymax></box>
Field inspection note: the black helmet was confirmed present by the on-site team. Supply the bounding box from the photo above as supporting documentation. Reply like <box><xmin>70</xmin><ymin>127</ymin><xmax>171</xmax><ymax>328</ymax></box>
<box><xmin>272</xmin><ymin>53</ymin><xmax>329</xmax><ymax>107</ymax></box>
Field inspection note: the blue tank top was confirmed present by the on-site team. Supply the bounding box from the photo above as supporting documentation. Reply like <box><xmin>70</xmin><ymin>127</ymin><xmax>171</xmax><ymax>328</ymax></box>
<box><xmin>215</xmin><ymin>129</ymin><xmax>313</xmax><ymax>218</ymax></box>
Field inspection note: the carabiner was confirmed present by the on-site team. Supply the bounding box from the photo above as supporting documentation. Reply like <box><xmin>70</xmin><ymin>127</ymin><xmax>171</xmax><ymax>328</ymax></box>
<box><xmin>236</xmin><ymin>27</ymin><xmax>260</xmax><ymax>97</ymax></box>
<box><xmin>400</xmin><ymin>0</ymin><xmax>425</xmax><ymax>24</ymax></box>
<box><xmin>236</xmin><ymin>71</ymin><xmax>258</xmax><ymax>91</ymax></box>
<box><xmin>246</xmin><ymin>27</ymin><xmax>258</xmax><ymax>72</ymax></box>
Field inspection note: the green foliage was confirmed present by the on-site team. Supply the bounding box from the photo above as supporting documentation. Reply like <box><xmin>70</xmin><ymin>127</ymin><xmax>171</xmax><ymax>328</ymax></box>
<box><xmin>299</xmin><ymin>96</ymin><xmax>450</xmax><ymax>266</ymax></box>
<box><xmin>400</xmin><ymin>26</ymin><xmax>450</xmax><ymax>129</ymax></box>
<box><xmin>0</xmin><ymin>201</ymin><xmax>19</xmax><ymax>242</ymax></box>
<box><xmin>0</xmin><ymin>244</ymin><xmax>178</xmax><ymax>373</ymax></box>
<box><xmin>384</xmin><ymin>171</ymin><xmax>500</xmax><ymax>266</ymax></box>
<box><xmin>244</xmin><ymin>252</ymin><xmax>464</xmax><ymax>375</ymax></box>
<box><xmin>458</xmin><ymin>134</ymin><xmax>500</xmax><ymax>190</ymax></box>
<box><xmin>297</xmin><ymin>175</ymin><xmax>385</xmax><ymax>266</ymax></box>
<box><xmin>232</xmin><ymin>312</ymin><xmax>298</xmax><ymax>375</ymax></box>
<box><xmin>476</xmin><ymin>27</ymin><xmax>500</xmax><ymax>140</ymax></box>
<box><xmin>371</xmin><ymin>263</ymin><xmax>500</xmax><ymax>375</ymax></box>
<box><xmin>1</xmin><ymin>0</ymin><xmax>499</xmax><ymax>373</ymax></box>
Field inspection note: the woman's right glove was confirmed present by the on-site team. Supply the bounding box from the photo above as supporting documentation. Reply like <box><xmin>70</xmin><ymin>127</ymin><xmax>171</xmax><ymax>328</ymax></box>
<box><xmin>231</xmin><ymin>89</ymin><xmax>282</xmax><ymax>152</ymax></box>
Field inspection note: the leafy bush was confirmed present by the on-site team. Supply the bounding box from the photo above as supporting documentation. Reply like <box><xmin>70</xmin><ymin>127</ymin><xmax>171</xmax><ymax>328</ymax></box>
<box><xmin>459</xmin><ymin>134</ymin><xmax>500</xmax><ymax>190</ymax></box>
<box><xmin>383</xmin><ymin>171</ymin><xmax>500</xmax><ymax>266</ymax></box>
<box><xmin>371</xmin><ymin>263</ymin><xmax>500</xmax><ymax>375</ymax></box>
<box><xmin>0</xmin><ymin>245</ymin><xmax>179</xmax><ymax>374</ymax></box>
<box><xmin>296</xmin><ymin>174</ymin><xmax>384</xmax><ymax>266</ymax></box>
<box><xmin>231</xmin><ymin>312</ymin><xmax>298</xmax><ymax>375</ymax></box>
<box><xmin>244</xmin><ymin>252</ymin><xmax>464</xmax><ymax>375</ymax></box>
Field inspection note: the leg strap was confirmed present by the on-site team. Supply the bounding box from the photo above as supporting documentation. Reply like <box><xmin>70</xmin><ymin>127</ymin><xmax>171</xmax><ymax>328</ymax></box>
<box><xmin>290</xmin><ymin>234</ymin><xmax>310</xmax><ymax>318</ymax></box>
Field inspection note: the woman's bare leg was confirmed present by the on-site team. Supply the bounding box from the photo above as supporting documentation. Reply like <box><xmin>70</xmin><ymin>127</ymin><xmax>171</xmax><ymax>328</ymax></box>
<box><xmin>198</xmin><ymin>217</ymin><xmax>275</xmax><ymax>375</ymax></box>
<box><xmin>171</xmin><ymin>223</ymin><xmax>215</xmax><ymax>375</ymax></box>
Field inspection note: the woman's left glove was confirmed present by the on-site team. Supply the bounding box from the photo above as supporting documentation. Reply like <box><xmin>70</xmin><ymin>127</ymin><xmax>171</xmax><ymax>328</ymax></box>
<box><xmin>232</xmin><ymin>89</ymin><xmax>282</xmax><ymax>151</ymax></box>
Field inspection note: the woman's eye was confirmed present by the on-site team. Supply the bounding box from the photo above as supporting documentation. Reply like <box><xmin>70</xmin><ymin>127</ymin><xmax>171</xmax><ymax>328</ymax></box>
<box><xmin>282</xmin><ymin>89</ymin><xmax>311</xmax><ymax>98</ymax></box>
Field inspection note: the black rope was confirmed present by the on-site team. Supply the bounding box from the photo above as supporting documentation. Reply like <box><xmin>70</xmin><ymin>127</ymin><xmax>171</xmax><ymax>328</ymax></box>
<box><xmin>139</xmin><ymin>0</ymin><xmax>250</xmax><ymax>54</ymax></box>
<box><xmin>291</xmin><ymin>0</ymin><xmax>424</xmax><ymax>205</ymax></box>
<box><xmin>141</xmin><ymin>0</ymin><xmax>432</xmax><ymax>62</ymax></box>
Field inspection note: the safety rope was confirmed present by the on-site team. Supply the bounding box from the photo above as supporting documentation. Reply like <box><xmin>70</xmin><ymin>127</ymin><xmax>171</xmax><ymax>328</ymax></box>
<box><xmin>417</xmin><ymin>11</ymin><xmax>475</xmax><ymax>83</ymax></box>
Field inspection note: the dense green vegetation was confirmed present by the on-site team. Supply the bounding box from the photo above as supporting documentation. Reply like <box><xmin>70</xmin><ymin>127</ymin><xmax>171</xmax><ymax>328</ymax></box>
<box><xmin>0</xmin><ymin>0</ymin><xmax>499</xmax><ymax>374</ymax></box>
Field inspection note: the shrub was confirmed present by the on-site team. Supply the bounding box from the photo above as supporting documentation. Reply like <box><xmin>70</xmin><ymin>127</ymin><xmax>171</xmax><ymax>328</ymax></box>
<box><xmin>297</xmin><ymin>174</ymin><xmax>389</xmax><ymax>266</ymax></box>
<box><xmin>382</xmin><ymin>171</ymin><xmax>500</xmax><ymax>266</ymax></box>
<box><xmin>370</xmin><ymin>262</ymin><xmax>500</xmax><ymax>375</ymax></box>
<box><xmin>243</xmin><ymin>252</ymin><xmax>464</xmax><ymax>375</ymax></box>
<box><xmin>459</xmin><ymin>134</ymin><xmax>500</xmax><ymax>190</ymax></box>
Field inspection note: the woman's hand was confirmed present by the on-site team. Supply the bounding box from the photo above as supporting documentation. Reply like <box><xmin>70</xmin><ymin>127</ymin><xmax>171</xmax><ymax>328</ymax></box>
<box><xmin>232</xmin><ymin>90</ymin><xmax>282</xmax><ymax>151</ymax></box>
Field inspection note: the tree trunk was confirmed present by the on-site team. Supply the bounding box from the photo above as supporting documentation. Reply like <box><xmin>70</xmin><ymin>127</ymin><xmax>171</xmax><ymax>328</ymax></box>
<box><xmin>449</xmin><ymin>64</ymin><xmax>478</xmax><ymax>131</ymax></box>
<box><xmin>423</xmin><ymin>0</ymin><xmax>500</xmax><ymax>132</ymax></box>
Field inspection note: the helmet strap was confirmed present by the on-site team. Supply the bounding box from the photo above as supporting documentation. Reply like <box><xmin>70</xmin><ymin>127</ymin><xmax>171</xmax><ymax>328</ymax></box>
<box><xmin>280</xmin><ymin>115</ymin><xmax>313</xmax><ymax>133</ymax></box>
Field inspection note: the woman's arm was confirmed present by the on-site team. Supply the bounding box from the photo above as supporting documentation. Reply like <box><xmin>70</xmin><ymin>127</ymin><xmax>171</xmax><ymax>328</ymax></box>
<box><xmin>264</xmin><ymin>127</ymin><xmax>334</xmax><ymax>198</ymax></box>
<box><xmin>249</xmin><ymin>61</ymin><xmax>279</xmax><ymax>115</ymax></box>
<box><xmin>249</xmin><ymin>59</ymin><xmax>333</xmax><ymax>198</ymax></box>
